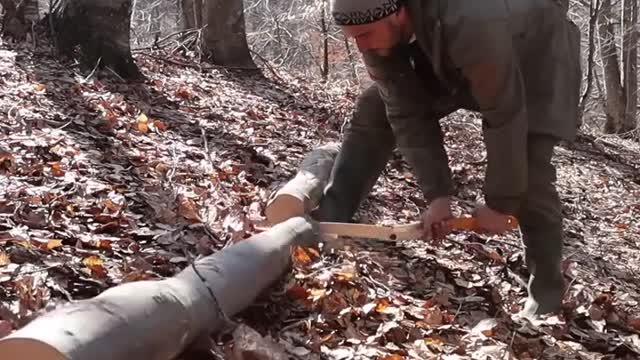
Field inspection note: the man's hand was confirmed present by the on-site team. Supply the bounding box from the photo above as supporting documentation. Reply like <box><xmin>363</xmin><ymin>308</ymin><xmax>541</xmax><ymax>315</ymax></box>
<box><xmin>420</xmin><ymin>196</ymin><xmax>453</xmax><ymax>242</ymax></box>
<box><xmin>473</xmin><ymin>204</ymin><xmax>516</xmax><ymax>234</ymax></box>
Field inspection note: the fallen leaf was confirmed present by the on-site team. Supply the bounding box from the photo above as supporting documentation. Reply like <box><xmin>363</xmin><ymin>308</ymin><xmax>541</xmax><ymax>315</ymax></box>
<box><xmin>48</xmin><ymin>162</ymin><xmax>65</xmax><ymax>177</ymax></box>
<box><xmin>381</xmin><ymin>354</ymin><xmax>404</xmax><ymax>360</ymax></box>
<box><xmin>0</xmin><ymin>150</ymin><xmax>14</xmax><ymax>170</ymax></box>
<box><xmin>334</xmin><ymin>270</ymin><xmax>356</xmax><ymax>282</ymax></box>
<box><xmin>292</xmin><ymin>246</ymin><xmax>312</xmax><ymax>265</ymax></box>
<box><xmin>375</xmin><ymin>298</ymin><xmax>391</xmax><ymax>313</ymax></box>
<box><xmin>628</xmin><ymin>318</ymin><xmax>640</xmax><ymax>331</ymax></box>
<box><xmin>175</xmin><ymin>87</ymin><xmax>194</xmax><ymax>100</ymax></box>
<box><xmin>423</xmin><ymin>307</ymin><xmax>443</xmax><ymax>327</ymax></box>
<box><xmin>0</xmin><ymin>320</ymin><xmax>13</xmax><ymax>337</ymax></box>
<box><xmin>0</xmin><ymin>251</ymin><xmax>10</xmax><ymax>266</ymax></box>
<box><xmin>286</xmin><ymin>285</ymin><xmax>309</xmax><ymax>300</ymax></box>
<box><xmin>46</xmin><ymin>239</ymin><xmax>63</xmax><ymax>250</ymax></box>
<box><xmin>82</xmin><ymin>255</ymin><xmax>108</xmax><ymax>278</ymax></box>
<box><xmin>309</xmin><ymin>288</ymin><xmax>327</xmax><ymax>302</ymax></box>
<box><xmin>471</xmin><ymin>318</ymin><xmax>498</xmax><ymax>338</ymax></box>
<box><xmin>83</xmin><ymin>255</ymin><xmax>103</xmax><ymax>267</ymax></box>
<box><xmin>153</xmin><ymin>120</ymin><xmax>167</xmax><ymax>131</ymax></box>
<box><xmin>137</xmin><ymin>113</ymin><xmax>149</xmax><ymax>133</ymax></box>
<box><xmin>178</xmin><ymin>195</ymin><xmax>201</xmax><ymax>223</ymax></box>
<box><xmin>34</xmin><ymin>84</ymin><xmax>46</xmax><ymax>92</ymax></box>
<box><xmin>94</xmin><ymin>239</ymin><xmax>113</xmax><ymax>250</ymax></box>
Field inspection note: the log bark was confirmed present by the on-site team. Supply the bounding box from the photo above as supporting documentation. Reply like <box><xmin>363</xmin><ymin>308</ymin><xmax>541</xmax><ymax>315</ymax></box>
<box><xmin>0</xmin><ymin>216</ymin><xmax>319</xmax><ymax>360</ymax></box>
<box><xmin>204</xmin><ymin>0</ymin><xmax>256</xmax><ymax>67</ymax></box>
<box><xmin>52</xmin><ymin>0</ymin><xmax>143</xmax><ymax>80</ymax></box>
<box><xmin>265</xmin><ymin>143</ymin><xmax>340</xmax><ymax>225</ymax></box>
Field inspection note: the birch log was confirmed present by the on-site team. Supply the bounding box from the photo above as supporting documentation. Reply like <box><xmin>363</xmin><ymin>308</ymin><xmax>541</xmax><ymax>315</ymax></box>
<box><xmin>265</xmin><ymin>143</ymin><xmax>340</xmax><ymax>225</ymax></box>
<box><xmin>0</xmin><ymin>216</ymin><xmax>318</xmax><ymax>360</ymax></box>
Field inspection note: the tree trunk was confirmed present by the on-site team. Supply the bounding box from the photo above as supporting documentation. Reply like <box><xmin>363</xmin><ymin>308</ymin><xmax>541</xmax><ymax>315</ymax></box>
<box><xmin>598</xmin><ymin>0</ymin><xmax>626</xmax><ymax>134</ymax></box>
<box><xmin>181</xmin><ymin>0</ymin><xmax>203</xmax><ymax>30</ymax></box>
<box><xmin>0</xmin><ymin>0</ymin><xmax>39</xmax><ymax>40</ymax></box>
<box><xmin>320</xmin><ymin>0</ymin><xmax>329</xmax><ymax>80</ymax></box>
<box><xmin>0</xmin><ymin>216</ymin><xmax>319</xmax><ymax>360</ymax></box>
<box><xmin>578</xmin><ymin>0</ymin><xmax>600</xmax><ymax>127</ymax></box>
<box><xmin>52</xmin><ymin>0</ymin><xmax>143</xmax><ymax>80</ymax></box>
<box><xmin>622</xmin><ymin>0</ymin><xmax>638</xmax><ymax>132</ymax></box>
<box><xmin>204</xmin><ymin>0</ymin><xmax>256</xmax><ymax>67</ymax></box>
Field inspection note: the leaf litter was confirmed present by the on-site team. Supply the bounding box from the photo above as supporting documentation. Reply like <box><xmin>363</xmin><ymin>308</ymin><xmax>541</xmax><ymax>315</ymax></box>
<box><xmin>1</xmin><ymin>42</ymin><xmax>640</xmax><ymax>359</ymax></box>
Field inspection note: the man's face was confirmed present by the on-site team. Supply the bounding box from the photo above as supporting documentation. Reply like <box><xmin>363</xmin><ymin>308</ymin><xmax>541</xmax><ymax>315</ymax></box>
<box><xmin>341</xmin><ymin>12</ymin><xmax>408</xmax><ymax>57</ymax></box>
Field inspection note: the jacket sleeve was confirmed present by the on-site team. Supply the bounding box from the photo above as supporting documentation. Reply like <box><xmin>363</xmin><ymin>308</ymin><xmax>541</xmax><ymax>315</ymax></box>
<box><xmin>445</xmin><ymin>16</ymin><xmax>528</xmax><ymax>215</ymax></box>
<box><xmin>361</xmin><ymin>48</ymin><xmax>455</xmax><ymax>203</ymax></box>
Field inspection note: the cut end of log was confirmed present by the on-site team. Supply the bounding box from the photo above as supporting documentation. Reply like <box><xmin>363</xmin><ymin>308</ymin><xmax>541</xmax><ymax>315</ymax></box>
<box><xmin>0</xmin><ymin>337</ymin><xmax>67</xmax><ymax>360</ymax></box>
<box><xmin>264</xmin><ymin>194</ymin><xmax>305</xmax><ymax>225</ymax></box>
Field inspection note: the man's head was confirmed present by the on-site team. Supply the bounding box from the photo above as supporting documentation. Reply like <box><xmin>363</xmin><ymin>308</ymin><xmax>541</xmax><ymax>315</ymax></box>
<box><xmin>330</xmin><ymin>0</ymin><xmax>412</xmax><ymax>56</ymax></box>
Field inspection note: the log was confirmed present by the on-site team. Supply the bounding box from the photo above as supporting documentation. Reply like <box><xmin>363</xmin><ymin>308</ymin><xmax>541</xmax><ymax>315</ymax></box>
<box><xmin>265</xmin><ymin>143</ymin><xmax>340</xmax><ymax>225</ymax></box>
<box><xmin>0</xmin><ymin>216</ymin><xmax>319</xmax><ymax>360</ymax></box>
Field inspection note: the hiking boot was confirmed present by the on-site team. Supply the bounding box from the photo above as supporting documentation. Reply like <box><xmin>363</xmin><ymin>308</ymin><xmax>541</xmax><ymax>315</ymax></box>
<box><xmin>517</xmin><ymin>222</ymin><xmax>565</xmax><ymax>320</ymax></box>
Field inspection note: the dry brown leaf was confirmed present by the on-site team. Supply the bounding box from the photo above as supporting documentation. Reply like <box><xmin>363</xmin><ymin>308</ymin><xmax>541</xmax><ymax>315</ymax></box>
<box><xmin>380</xmin><ymin>354</ymin><xmax>404</xmax><ymax>360</ymax></box>
<box><xmin>0</xmin><ymin>150</ymin><xmax>14</xmax><ymax>169</ymax></box>
<box><xmin>103</xmin><ymin>199</ymin><xmax>121</xmax><ymax>213</ymax></box>
<box><xmin>0</xmin><ymin>320</ymin><xmax>13</xmax><ymax>338</ymax></box>
<box><xmin>137</xmin><ymin>113</ymin><xmax>149</xmax><ymax>133</ymax></box>
<box><xmin>94</xmin><ymin>239</ymin><xmax>113</xmax><ymax>250</ymax></box>
<box><xmin>423</xmin><ymin>306</ymin><xmax>443</xmax><ymax>327</ymax></box>
<box><xmin>153</xmin><ymin>120</ymin><xmax>167</xmax><ymax>131</ymax></box>
<box><xmin>334</xmin><ymin>270</ymin><xmax>356</xmax><ymax>282</ymax></box>
<box><xmin>375</xmin><ymin>298</ymin><xmax>391</xmax><ymax>313</ymax></box>
<box><xmin>34</xmin><ymin>84</ymin><xmax>46</xmax><ymax>92</ymax></box>
<box><xmin>309</xmin><ymin>288</ymin><xmax>326</xmax><ymax>302</ymax></box>
<box><xmin>46</xmin><ymin>239</ymin><xmax>63</xmax><ymax>250</ymax></box>
<box><xmin>178</xmin><ymin>195</ymin><xmax>201</xmax><ymax>223</ymax></box>
<box><xmin>83</xmin><ymin>255</ymin><xmax>109</xmax><ymax>278</ymax></box>
<box><xmin>471</xmin><ymin>318</ymin><xmax>498</xmax><ymax>338</ymax></box>
<box><xmin>175</xmin><ymin>87</ymin><xmax>193</xmax><ymax>100</ymax></box>
<box><xmin>292</xmin><ymin>246</ymin><xmax>313</xmax><ymax>265</ymax></box>
<box><xmin>628</xmin><ymin>318</ymin><xmax>640</xmax><ymax>331</ymax></box>
<box><xmin>0</xmin><ymin>251</ymin><xmax>10</xmax><ymax>266</ymax></box>
<box><xmin>12</xmin><ymin>240</ymin><xmax>33</xmax><ymax>249</ymax></box>
<box><xmin>83</xmin><ymin>255</ymin><xmax>103</xmax><ymax>267</ymax></box>
<box><xmin>486</xmin><ymin>249</ymin><xmax>505</xmax><ymax>264</ymax></box>
<box><xmin>286</xmin><ymin>285</ymin><xmax>309</xmax><ymax>300</ymax></box>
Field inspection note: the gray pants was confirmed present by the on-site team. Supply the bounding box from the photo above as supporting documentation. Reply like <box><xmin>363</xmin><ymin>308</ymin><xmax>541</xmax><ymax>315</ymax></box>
<box><xmin>314</xmin><ymin>83</ymin><xmax>565</xmax><ymax>315</ymax></box>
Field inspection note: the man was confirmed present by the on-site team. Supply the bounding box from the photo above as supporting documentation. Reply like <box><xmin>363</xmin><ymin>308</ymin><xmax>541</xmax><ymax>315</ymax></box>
<box><xmin>313</xmin><ymin>0</ymin><xmax>581</xmax><ymax>319</ymax></box>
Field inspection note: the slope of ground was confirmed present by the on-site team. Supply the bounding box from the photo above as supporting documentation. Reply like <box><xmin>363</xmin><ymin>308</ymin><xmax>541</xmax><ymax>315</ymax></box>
<box><xmin>0</xmin><ymin>39</ymin><xmax>639</xmax><ymax>360</ymax></box>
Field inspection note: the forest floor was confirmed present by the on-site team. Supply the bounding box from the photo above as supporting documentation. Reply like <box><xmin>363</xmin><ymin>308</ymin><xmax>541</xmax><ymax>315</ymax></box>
<box><xmin>1</xmin><ymin>39</ymin><xmax>640</xmax><ymax>360</ymax></box>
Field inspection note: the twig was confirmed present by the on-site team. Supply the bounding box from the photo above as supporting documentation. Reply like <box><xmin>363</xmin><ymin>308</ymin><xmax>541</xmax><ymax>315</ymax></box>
<box><xmin>77</xmin><ymin>57</ymin><xmax>102</xmax><ymax>83</ymax></box>
<box><xmin>141</xmin><ymin>53</ymin><xmax>257</xmax><ymax>71</ymax></box>
<box><xmin>285</xmin><ymin>333</ymin><xmax>331</xmax><ymax>360</ymax></box>
<box><xmin>249</xmin><ymin>49</ymin><xmax>285</xmax><ymax>83</ymax></box>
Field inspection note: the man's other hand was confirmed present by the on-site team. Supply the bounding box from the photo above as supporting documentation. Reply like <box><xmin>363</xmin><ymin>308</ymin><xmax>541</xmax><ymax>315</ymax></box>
<box><xmin>473</xmin><ymin>204</ymin><xmax>516</xmax><ymax>234</ymax></box>
<box><xmin>420</xmin><ymin>196</ymin><xmax>453</xmax><ymax>242</ymax></box>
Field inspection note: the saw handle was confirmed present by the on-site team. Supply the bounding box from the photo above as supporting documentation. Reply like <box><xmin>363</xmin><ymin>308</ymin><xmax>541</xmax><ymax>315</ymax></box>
<box><xmin>445</xmin><ymin>215</ymin><xmax>519</xmax><ymax>232</ymax></box>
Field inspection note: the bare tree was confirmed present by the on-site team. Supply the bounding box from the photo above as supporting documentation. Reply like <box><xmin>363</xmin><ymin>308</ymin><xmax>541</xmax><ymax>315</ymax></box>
<box><xmin>0</xmin><ymin>0</ymin><xmax>39</xmax><ymax>40</ymax></box>
<box><xmin>578</xmin><ymin>0</ymin><xmax>600</xmax><ymax>126</ymax></box>
<box><xmin>51</xmin><ymin>0</ymin><xmax>143</xmax><ymax>80</ymax></box>
<box><xmin>181</xmin><ymin>0</ymin><xmax>203</xmax><ymax>30</ymax></box>
<box><xmin>622</xmin><ymin>0</ymin><xmax>638</xmax><ymax>132</ymax></box>
<box><xmin>204</xmin><ymin>0</ymin><xmax>256</xmax><ymax>67</ymax></box>
<box><xmin>598</xmin><ymin>0</ymin><xmax>626</xmax><ymax>133</ymax></box>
